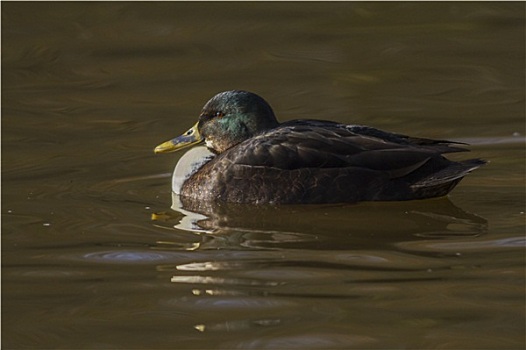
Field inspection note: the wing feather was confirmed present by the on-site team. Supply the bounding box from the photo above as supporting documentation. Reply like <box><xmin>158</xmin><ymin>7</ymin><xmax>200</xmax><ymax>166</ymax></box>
<box><xmin>222</xmin><ymin>121</ymin><xmax>453</xmax><ymax>180</ymax></box>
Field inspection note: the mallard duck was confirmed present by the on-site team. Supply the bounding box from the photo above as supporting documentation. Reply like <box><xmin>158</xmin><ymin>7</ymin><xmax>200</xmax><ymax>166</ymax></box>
<box><xmin>154</xmin><ymin>90</ymin><xmax>485</xmax><ymax>204</ymax></box>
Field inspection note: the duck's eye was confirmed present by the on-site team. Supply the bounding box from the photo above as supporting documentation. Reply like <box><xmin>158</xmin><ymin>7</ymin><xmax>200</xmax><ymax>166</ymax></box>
<box><xmin>199</xmin><ymin>111</ymin><xmax>223</xmax><ymax>123</ymax></box>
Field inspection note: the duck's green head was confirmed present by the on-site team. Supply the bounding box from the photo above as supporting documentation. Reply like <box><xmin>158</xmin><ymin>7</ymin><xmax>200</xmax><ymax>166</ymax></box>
<box><xmin>155</xmin><ymin>90</ymin><xmax>279</xmax><ymax>154</ymax></box>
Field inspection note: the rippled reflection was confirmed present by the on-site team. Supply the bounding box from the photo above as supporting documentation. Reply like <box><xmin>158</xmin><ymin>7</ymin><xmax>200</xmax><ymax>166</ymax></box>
<box><xmin>228</xmin><ymin>332</ymin><xmax>378</xmax><ymax>349</ymax></box>
<box><xmin>397</xmin><ymin>235</ymin><xmax>525</xmax><ymax>253</ymax></box>
<box><xmin>171</xmin><ymin>275</ymin><xmax>282</xmax><ymax>287</ymax></box>
<box><xmin>158</xmin><ymin>192</ymin><xmax>488</xmax><ymax>251</ymax></box>
<box><xmin>194</xmin><ymin>318</ymin><xmax>282</xmax><ymax>333</ymax></box>
<box><xmin>82</xmin><ymin>250</ymin><xmax>171</xmax><ymax>263</ymax></box>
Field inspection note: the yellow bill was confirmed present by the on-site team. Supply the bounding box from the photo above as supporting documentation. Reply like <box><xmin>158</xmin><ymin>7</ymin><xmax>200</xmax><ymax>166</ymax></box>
<box><xmin>154</xmin><ymin>122</ymin><xmax>203</xmax><ymax>154</ymax></box>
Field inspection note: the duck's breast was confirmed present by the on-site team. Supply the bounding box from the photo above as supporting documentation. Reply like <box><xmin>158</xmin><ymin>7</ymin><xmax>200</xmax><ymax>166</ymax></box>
<box><xmin>172</xmin><ymin>146</ymin><xmax>215</xmax><ymax>194</ymax></box>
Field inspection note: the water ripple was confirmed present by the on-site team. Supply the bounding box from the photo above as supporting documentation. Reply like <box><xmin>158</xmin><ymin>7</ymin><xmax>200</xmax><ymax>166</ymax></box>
<box><xmin>80</xmin><ymin>250</ymin><xmax>175</xmax><ymax>264</ymax></box>
<box><xmin>228</xmin><ymin>332</ymin><xmax>377</xmax><ymax>349</ymax></box>
<box><xmin>397</xmin><ymin>236</ymin><xmax>525</xmax><ymax>253</ymax></box>
<box><xmin>161</xmin><ymin>295</ymin><xmax>295</xmax><ymax>310</ymax></box>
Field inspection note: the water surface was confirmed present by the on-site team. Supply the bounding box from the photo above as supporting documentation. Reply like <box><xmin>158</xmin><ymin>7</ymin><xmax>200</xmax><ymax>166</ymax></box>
<box><xmin>2</xmin><ymin>2</ymin><xmax>525</xmax><ymax>349</ymax></box>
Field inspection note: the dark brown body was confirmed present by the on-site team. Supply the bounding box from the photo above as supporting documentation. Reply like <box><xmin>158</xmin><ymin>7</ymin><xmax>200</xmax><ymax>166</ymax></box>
<box><xmin>180</xmin><ymin>120</ymin><xmax>485</xmax><ymax>204</ymax></box>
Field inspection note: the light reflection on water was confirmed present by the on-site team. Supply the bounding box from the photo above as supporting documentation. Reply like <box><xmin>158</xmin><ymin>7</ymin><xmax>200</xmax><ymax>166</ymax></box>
<box><xmin>83</xmin><ymin>250</ymin><xmax>170</xmax><ymax>263</ymax></box>
<box><xmin>398</xmin><ymin>235</ymin><xmax>525</xmax><ymax>252</ymax></box>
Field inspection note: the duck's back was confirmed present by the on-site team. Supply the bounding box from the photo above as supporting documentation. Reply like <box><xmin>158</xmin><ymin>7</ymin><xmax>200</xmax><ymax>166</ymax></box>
<box><xmin>181</xmin><ymin>120</ymin><xmax>485</xmax><ymax>204</ymax></box>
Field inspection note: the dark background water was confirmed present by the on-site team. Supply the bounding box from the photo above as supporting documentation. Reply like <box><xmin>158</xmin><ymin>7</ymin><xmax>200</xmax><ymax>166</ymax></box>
<box><xmin>2</xmin><ymin>2</ymin><xmax>525</xmax><ymax>349</ymax></box>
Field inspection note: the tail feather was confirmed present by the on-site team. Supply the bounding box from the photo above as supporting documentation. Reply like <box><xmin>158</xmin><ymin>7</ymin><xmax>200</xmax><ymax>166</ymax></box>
<box><xmin>411</xmin><ymin>158</ymin><xmax>486</xmax><ymax>189</ymax></box>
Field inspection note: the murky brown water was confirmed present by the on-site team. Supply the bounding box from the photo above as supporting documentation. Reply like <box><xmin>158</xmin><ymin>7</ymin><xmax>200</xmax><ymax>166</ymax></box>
<box><xmin>2</xmin><ymin>2</ymin><xmax>525</xmax><ymax>349</ymax></box>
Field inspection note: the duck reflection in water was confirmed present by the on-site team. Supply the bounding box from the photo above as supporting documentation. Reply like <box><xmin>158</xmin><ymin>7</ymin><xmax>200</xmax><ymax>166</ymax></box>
<box><xmin>150</xmin><ymin>192</ymin><xmax>488</xmax><ymax>251</ymax></box>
